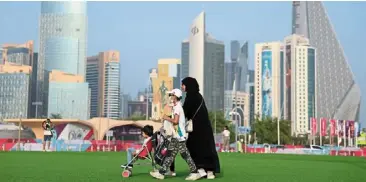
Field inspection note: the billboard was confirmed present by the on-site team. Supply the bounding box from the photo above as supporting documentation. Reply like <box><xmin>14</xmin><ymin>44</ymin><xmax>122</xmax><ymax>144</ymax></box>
<box><xmin>261</xmin><ymin>51</ymin><xmax>272</xmax><ymax>117</ymax></box>
<box><xmin>337</xmin><ymin>120</ymin><xmax>344</xmax><ymax>137</ymax></box>
<box><xmin>151</xmin><ymin>63</ymin><xmax>174</xmax><ymax>120</ymax></box>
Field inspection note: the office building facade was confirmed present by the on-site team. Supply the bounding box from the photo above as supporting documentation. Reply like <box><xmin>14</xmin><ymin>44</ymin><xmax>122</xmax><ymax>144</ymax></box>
<box><xmin>224</xmin><ymin>90</ymin><xmax>250</xmax><ymax>127</ymax></box>
<box><xmin>0</xmin><ymin>63</ymin><xmax>32</xmax><ymax>119</ymax></box>
<box><xmin>1</xmin><ymin>40</ymin><xmax>34</xmax><ymax>66</ymax></box>
<box><xmin>284</xmin><ymin>34</ymin><xmax>316</xmax><ymax>135</ymax></box>
<box><xmin>254</xmin><ymin>42</ymin><xmax>284</xmax><ymax>119</ymax></box>
<box><xmin>47</xmin><ymin>70</ymin><xmax>89</xmax><ymax>120</ymax></box>
<box><xmin>151</xmin><ymin>59</ymin><xmax>181</xmax><ymax>120</ymax></box>
<box><xmin>38</xmin><ymin>1</ymin><xmax>87</xmax><ymax>117</ymax></box>
<box><xmin>186</xmin><ymin>12</ymin><xmax>225</xmax><ymax>111</ymax></box>
<box><xmin>86</xmin><ymin>51</ymin><xmax>120</xmax><ymax>119</ymax></box>
<box><xmin>292</xmin><ymin>1</ymin><xmax>361</xmax><ymax>121</ymax></box>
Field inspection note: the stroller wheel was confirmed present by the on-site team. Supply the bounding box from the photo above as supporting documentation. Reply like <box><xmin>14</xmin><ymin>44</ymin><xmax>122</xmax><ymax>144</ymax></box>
<box><xmin>122</xmin><ymin>170</ymin><xmax>131</xmax><ymax>178</ymax></box>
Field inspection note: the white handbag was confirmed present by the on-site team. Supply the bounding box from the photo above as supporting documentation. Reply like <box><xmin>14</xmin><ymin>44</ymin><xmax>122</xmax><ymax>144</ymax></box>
<box><xmin>186</xmin><ymin>99</ymin><xmax>203</xmax><ymax>132</ymax></box>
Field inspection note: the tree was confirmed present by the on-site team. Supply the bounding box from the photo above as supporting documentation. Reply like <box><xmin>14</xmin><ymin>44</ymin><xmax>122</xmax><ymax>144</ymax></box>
<box><xmin>250</xmin><ymin>116</ymin><xmax>292</xmax><ymax>144</ymax></box>
<box><xmin>50</xmin><ymin>113</ymin><xmax>62</xmax><ymax>119</ymax></box>
<box><xmin>128</xmin><ymin>113</ymin><xmax>145</xmax><ymax>121</ymax></box>
<box><xmin>209</xmin><ymin>111</ymin><xmax>236</xmax><ymax>143</ymax></box>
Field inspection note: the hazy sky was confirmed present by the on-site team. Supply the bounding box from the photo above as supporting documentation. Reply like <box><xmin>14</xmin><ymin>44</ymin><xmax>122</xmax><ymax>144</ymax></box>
<box><xmin>0</xmin><ymin>1</ymin><xmax>365</xmax><ymax>125</ymax></box>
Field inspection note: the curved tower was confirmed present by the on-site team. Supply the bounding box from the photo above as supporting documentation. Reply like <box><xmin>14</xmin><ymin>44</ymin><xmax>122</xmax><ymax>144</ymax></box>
<box><xmin>37</xmin><ymin>1</ymin><xmax>87</xmax><ymax>117</ymax></box>
<box><xmin>292</xmin><ymin>1</ymin><xmax>361</xmax><ymax>121</ymax></box>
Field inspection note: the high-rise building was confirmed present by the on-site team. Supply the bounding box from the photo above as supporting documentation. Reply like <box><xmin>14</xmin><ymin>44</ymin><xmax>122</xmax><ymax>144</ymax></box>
<box><xmin>86</xmin><ymin>51</ymin><xmax>120</xmax><ymax>119</ymax></box>
<box><xmin>231</xmin><ymin>40</ymin><xmax>240</xmax><ymax>62</ymax></box>
<box><xmin>186</xmin><ymin>12</ymin><xmax>225</xmax><ymax>111</ymax></box>
<box><xmin>47</xmin><ymin>70</ymin><xmax>89</xmax><ymax>120</ymax></box>
<box><xmin>151</xmin><ymin>59</ymin><xmax>181</xmax><ymax>120</ymax></box>
<box><xmin>284</xmin><ymin>34</ymin><xmax>316</xmax><ymax>135</ymax></box>
<box><xmin>120</xmin><ymin>93</ymin><xmax>131</xmax><ymax>119</ymax></box>
<box><xmin>38</xmin><ymin>1</ymin><xmax>87</xmax><ymax>117</ymax></box>
<box><xmin>247</xmin><ymin>83</ymin><xmax>255</xmax><ymax>125</ymax></box>
<box><xmin>292</xmin><ymin>1</ymin><xmax>361</xmax><ymax>121</ymax></box>
<box><xmin>254</xmin><ymin>42</ymin><xmax>284</xmax><ymax>119</ymax></box>
<box><xmin>238</xmin><ymin>41</ymin><xmax>249</xmax><ymax>92</ymax></box>
<box><xmin>224</xmin><ymin>90</ymin><xmax>250</xmax><ymax>127</ymax></box>
<box><xmin>30</xmin><ymin>52</ymin><xmax>38</xmax><ymax>118</ymax></box>
<box><xmin>0</xmin><ymin>63</ymin><xmax>32</xmax><ymax>119</ymax></box>
<box><xmin>181</xmin><ymin>40</ymin><xmax>190</xmax><ymax>80</ymax></box>
<box><xmin>224</xmin><ymin>62</ymin><xmax>237</xmax><ymax>90</ymax></box>
<box><xmin>1</xmin><ymin>40</ymin><xmax>34</xmax><ymax>66</ymax></box>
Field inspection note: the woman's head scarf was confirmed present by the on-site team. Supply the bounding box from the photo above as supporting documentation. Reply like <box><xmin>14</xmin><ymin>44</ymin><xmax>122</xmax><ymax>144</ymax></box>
<box><xmin>181</xmin><ymin>77</ymin><xmax>200</xmax><ymax>93</ymax></box>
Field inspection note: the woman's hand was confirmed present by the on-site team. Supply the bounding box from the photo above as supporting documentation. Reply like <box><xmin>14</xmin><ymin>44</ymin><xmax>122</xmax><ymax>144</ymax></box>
<box><xmin>162</xmin><ymin>115</ymin><xmax>170</xmax><ymax>121</ymax></box>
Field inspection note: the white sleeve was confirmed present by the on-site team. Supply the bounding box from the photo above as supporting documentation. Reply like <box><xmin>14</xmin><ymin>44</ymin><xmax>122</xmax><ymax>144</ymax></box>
<box><xmin>173</xmin><ymin>107</ymin><xmax>180</xmax><ymax>116</ymax></box>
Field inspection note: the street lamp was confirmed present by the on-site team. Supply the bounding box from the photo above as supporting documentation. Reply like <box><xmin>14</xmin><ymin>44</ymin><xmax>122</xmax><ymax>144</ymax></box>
<box><xmin>229</xmin><ymin>111</ymin><xmax>241</xmax><ymax>152</ymax></box>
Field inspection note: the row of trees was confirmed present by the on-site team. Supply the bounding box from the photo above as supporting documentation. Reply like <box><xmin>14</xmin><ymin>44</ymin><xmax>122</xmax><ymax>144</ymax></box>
<box><xmin>208</xmin><ymin>111</ymin><xmax>316</xmax><ymax>145</ymax></box>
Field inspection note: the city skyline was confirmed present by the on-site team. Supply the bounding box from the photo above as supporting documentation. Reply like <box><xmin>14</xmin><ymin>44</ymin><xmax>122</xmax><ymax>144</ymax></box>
<box><xmin>0</xmin><ymin>1</ymin><xmax>365</xmax><ymax>124</ymax></box>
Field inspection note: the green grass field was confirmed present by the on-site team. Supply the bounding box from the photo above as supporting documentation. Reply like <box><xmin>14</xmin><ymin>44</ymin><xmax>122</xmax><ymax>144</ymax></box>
<box><xmin>0</xmin><ymin>152</ymin><xmax>365</xmax><ymax>182</ymax></box>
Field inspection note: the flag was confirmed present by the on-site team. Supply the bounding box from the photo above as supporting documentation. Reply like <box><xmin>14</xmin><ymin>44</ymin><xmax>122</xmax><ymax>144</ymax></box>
<box><xmin>320</xmin><ymin>118</ymin><xmax>327</xmax><ymax>136</ymax></box>
<box><xmin>311</xmin><ymin>117</ymin><xmax>317</xmax><ymax>136</ymax></box>
<box><xmin>330</xmin><ymin>119</ymin><xmax>336</xmax><ymax>136</ymax></box>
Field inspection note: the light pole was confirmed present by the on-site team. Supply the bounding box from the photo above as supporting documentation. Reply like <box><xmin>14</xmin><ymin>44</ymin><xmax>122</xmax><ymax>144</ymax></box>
<box><xmin>17</xmin><ymin>112</ymin><xmax>22</xmax><ymax>151</ymax></box>
<box><xmin>229</xmin><ymin>111</ymin><xmax>241</xmax><ymax>152</ymax></box>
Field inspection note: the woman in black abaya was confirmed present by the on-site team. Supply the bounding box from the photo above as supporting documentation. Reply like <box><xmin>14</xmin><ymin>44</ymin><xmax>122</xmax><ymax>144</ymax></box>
<box><xmin>181</xmin><ymin>77</ymin><xmax>221</xmax><ymax>179</ymax></box>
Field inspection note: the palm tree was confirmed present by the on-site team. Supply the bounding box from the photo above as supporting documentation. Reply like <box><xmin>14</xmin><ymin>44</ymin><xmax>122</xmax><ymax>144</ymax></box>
<box><xmin>50</xmin><ymin>113</ymin><xmax>62</xmax><ymax>119</ymax></box>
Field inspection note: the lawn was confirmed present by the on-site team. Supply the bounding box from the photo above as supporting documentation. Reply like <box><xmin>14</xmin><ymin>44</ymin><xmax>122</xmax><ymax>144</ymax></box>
<box><xmin>0</xmin><ymin>152</ymin><xmax>365</xmax><ymax>182</ymax></box>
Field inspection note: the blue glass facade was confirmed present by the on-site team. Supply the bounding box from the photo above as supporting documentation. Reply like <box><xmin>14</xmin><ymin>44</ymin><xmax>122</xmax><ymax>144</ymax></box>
<box><xmin>47</xmin><ymin>82</ymin><xmax>89</xmax><ymax>120</ymax></box>
<box><xmin>39</xmin><ymin>1</ymin><xmax>88</xmax><ymax>117</ymax></box>
<box><xmin>307</xmin><ymin>48</ymin><xmax>316</xmax><ymax>129</ymax></box>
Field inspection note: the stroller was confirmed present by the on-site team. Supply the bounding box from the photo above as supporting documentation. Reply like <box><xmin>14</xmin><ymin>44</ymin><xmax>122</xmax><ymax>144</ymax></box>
<box><xmin>121</xmin><ymin>131</ymin><xmax>171</xmax><ymax>178</ymax></box>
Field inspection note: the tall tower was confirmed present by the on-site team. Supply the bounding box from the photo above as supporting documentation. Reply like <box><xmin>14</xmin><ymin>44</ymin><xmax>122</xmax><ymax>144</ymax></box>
<box><xmin>188</xmin><ymin>12</ymin><xmax>225</xmax><ymax>111</ymax></box>
<box><xmin>38</xmin><ymin>1</ymin><xmax>87</xmax><ymax>117</ymax></box>
<box><xmin>86</xmin><ymin>51</ymin><xmax>120</xmax><ymax>119</ymax></box>
<box><xmin>292</xmin><ymin>1</ymin><xmax>361</xmax><ymax>121</ymax></box>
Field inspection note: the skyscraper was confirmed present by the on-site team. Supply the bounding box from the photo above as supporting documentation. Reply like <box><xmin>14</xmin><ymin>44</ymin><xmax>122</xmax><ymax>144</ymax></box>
<box><xmin>187</xmin><ymin>12</ymin><xmax>225</xmax><ymax>111</ymax></box>
<box><xmin>86</xmin><ymin>51</ymin><xmax>120</xmax><ymax>119</ymax></box>
<box><xmin>38</xmin><ymin>1</ymin><xmax>87</xmax><ymax>117</ymax></box>
<box><xmin>254</xmin><ymin>42</ymin><xmax>284</xmax><ymax>119</ymax></box>
<box><xmin>1</xmin><ymin>40</ymin><xmax>34</xmax><ymax>66</ymax></box>
<box><xmin>292</xmin><ymin>1</ymin><xmax>361</xmax><ymax>121</ymax></box>
<box><xmin>284</xmin><ymin>34</ymin><xmax>316</xmax><ymax>135</ymax></box>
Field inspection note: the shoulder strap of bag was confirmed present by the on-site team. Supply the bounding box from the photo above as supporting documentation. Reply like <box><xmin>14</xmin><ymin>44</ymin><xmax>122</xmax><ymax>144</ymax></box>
<box><xmin>191</xmin><ymin>98</ymin><xmax>203</xmax><ymax>120</ymax></box>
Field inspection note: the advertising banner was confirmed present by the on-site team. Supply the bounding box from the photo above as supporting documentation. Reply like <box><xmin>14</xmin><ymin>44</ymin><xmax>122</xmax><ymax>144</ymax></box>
<box><xmin>345</xmin><ymin>120</ymin><xmax>350</xmax><ymax>137</ymax></box>
<box><xmin>349</xmin><ymin>121</ymin><xmax>355</xmax><ymax>138</ymax></box>
<box><xmin>261</xmin><ymin>51</ymin><xmax>272</xmax><ymax>118</ymax></box>
<box><xmin>320</xmin><ymin>118</ymin><xmax>327</xmax><ymax>136</ymax></box>
<box><xmin>337</xmin><ymin>120</ymin><xmax>344</xmax><ymax>137</ymax></box>
<box><xmin>330</xmin><ymin>119</ymin><xmax>336</xmax><ymax>137</ymax></box>
<box><xmin>354</xmin><ymin>122</ymin><xmax>359</xmax><ymax>138</ymax></box>
<box><xmin>311</xmin><ymin>117</ymin><xmax>317</xmax><ymax>136</ymax></box>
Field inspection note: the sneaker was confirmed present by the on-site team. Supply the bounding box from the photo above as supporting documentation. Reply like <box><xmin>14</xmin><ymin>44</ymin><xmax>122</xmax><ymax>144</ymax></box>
<box><xmin>198</xmin><ymin>169</ymin><xmax>207</xmax><ymax>177</ymax></box>
<box><xmin>150</xmin><ymin>171</ymin><xmax>165</xmax><ymax>179</ymax></box>
<box><xmin>207</xmin><ymin>171</ymin><xmax>215</xmax><ymax>179</ymax></box>
<box><xmin>165</xmin><ymin>171</ymin><xmax>176</xmax><ymax>177</ymax></box>
<box><xmin>121</xmin><ymin>164</ymin><xmax>133</xmax><ymax>169</ymax></box>
<box><xmin>185</xmin><ymin>173</ymin><xmax>201</xmax><ymax>181</ymax></box>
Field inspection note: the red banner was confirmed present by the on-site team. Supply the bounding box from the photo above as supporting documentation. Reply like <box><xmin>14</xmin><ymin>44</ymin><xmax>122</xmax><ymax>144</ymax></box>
<box><xmin>311</xmin><ymin>118</ymin><xmax>317</xmax><ymax>136</ymax></box>
<box><xmin>320</xmin><ymin>118</ymin><xmax>327</xmax><ymax>136</ymax></box>
<box><xmin>330</xmin><ymin>119</ymin><xmax>336</xmax><ymax>136</ymax></box>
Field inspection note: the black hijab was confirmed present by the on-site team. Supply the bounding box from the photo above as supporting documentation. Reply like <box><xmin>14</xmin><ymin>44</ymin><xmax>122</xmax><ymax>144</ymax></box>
<box><xmin>182</xmin><ymin>77</ymin><xmax>200</xmax><ymax>93</ymax></box>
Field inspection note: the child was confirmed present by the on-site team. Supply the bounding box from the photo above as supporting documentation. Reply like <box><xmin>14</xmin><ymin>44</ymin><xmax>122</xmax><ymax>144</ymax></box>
<box><xmin>161</xmin><ymin>99</ymin><xmax>176</xmax><ymax>177</ymax></box>
<box><xmin>150</xmin><ymin>89</ymin><xmax>201</xmax><ymax>180</ymax></box>
<box><xmin>121</xmin><ymin>125</ymin><xmax>154</xmax><ymax>169</ymax></box>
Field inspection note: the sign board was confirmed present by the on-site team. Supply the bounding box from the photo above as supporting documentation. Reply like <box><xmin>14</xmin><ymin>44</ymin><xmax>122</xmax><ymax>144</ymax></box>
<box><xmin>106</xmin><ymin>130</ymin><xmax>113</xmax><ymax>137</ymax></box>
<box><xmin>32</xmin><ymin>102</ymin><xmax>43</xmax><ymax>105</ymax></box>
<box><xmin>238</xmin><ymin>126</ymin><xmax>251</xmax><ymax>135</ymax></box>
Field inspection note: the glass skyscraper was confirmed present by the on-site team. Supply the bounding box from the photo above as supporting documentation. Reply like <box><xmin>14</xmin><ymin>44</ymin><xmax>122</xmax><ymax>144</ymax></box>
<box><xmin>292</xmin><ymin>1</ymin><xmax>361</xmax><ymax>121</ymax></box>
<box><xmin>38</xmin><ymin>1</ymin><xmax>88</xmax><ymax>118</ymax></box>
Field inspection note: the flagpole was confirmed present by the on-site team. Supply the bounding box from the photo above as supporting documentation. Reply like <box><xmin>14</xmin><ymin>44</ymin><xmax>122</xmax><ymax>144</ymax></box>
<box><xmin>343</xmin><ymin>121</ymin><xmax>346</xmax><ymax>148</ymax></box>
<box><xmin>319</xmin><ymin>118</ymin><xmax>322</xmax><ymax>146</ymax></box>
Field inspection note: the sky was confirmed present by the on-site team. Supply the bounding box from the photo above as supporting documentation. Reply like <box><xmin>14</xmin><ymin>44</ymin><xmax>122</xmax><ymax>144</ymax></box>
<box><xmin>0</xmin><ymin>1</ymin><xmax>365</xmax><ymax>125</ymax></box>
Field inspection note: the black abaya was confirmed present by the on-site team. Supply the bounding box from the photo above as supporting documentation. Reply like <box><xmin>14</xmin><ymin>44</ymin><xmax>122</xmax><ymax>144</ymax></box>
<box><xmin>182</xmin><ymin>77</ymin><xmax>221</xmax><ymax>173</ymax></box>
